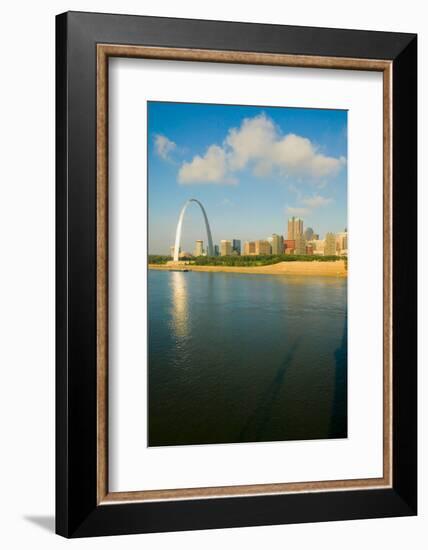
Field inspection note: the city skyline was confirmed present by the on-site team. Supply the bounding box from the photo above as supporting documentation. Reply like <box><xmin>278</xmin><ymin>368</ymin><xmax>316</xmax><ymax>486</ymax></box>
<box><xmin>173</xmin><ymin>222</ymin><xmax>347</xmax><ymax>258</ymax></box>
<box><xmin>148</xmin><ymin>102</ymin><xmax>347</xmax><ymax>254</ymax></box>
<box><xmin>161</xmin><ymin>202</ymin><xmax>347</xmax><ymax>257</ymax></box>
<box><xmin>169</xmin><ymin>207</ymin><xmax>347</xmax><ymax>259</ymax></box>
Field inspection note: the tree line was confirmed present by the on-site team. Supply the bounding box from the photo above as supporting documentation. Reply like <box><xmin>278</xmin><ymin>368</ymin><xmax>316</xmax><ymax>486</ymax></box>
<box><xmin>148</xmin><ymin>254</ymin><xmax>345</xmax><ymax>267</ymax></box>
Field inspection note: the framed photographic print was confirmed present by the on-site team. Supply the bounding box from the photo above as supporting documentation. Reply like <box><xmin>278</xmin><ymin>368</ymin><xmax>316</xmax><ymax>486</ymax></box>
<box><xmin>56</xmin><ymin>11</ymin><xmax>417</xmax><ymax>537</ymax></box>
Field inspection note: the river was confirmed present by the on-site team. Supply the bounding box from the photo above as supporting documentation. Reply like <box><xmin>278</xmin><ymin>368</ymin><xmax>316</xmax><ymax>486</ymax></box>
<box><xmin>148</xmin><ymin>270</ymin><xmax>347</xmax><ymax>446</ymax></box>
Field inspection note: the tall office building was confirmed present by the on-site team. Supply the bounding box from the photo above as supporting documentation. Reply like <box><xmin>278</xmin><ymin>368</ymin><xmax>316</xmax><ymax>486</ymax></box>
<box><xmin>243</xmin><ymin>241</ymin><xmax>256</xmax><ymax>255</ymax></box>
<box><xmin>232</xmin><ymin>239</ymin><xmax>241</xmax><ymax>255</ymax></box>
<box><xmin>255</xmin><ymin>239</ymin><xmax>271</xmax><ymax>255</ymax></box>
<box><xmin>194</xmin><ymin>239</ymin><xmax>204</xmax><ymax>257</ymax></box>
<box><xmin>214</xmin><ymin>244</ymin><xmax>220</xmax><ymax>257</ymax></box>
<box><xmin>324</xmin><ymin>232</ymin><xmax>337</xmax><ymax>256</ymax></box>
<box><xmin>220</xmin><ymin>240</ymin><xmax>233</xmax><ymax>256</ymax></box>
<box><xmin>304</xmin><ymin>227</ymin><xmax>314</xmax><ymax>241</ymax></box>
<box><xmin>271</xmin><ymin>234</ymin><xmax>284</xmax><ymax>255</ymax></box>
<box><xmin>294</xmin><ymin>234</ymin><xmax>306</xmax><ymax>255</ymax></box>
<box><xmin>287</xmin><ymin>216</ymin><xmax>304</xmax><ymax>240</ymax></box>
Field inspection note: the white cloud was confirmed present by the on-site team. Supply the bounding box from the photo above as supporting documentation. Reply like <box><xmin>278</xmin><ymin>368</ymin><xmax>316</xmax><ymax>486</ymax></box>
<box><xmin>226</xmin><ymin>114</ymin><xmax>276</xmax><ymax>171</ymax></box>
<box><xmin>272</xmin><ymin>134</ymin><xmax>345</xmax><ymax>177</ymax></box>
<box><xmin>178</xmin><ymin>145</ymin><xmax>236</xmax><ymax>184</ymax></box>
<box><xmin>301</xmin><ymin>194</ymin><xmax>333</xmax><ymax>208</ymax></box>
<box><xmin>154</xmin><ymin>134</ymin><xmax>176</xmax><ymax>161</ymax></box>
<box><xmin>177</xmin><ymin>113</ymin><xmax>345</xmax><ymax>185</ymax></box>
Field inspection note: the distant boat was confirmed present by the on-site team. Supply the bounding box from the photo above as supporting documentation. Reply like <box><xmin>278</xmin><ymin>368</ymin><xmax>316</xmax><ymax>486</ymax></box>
<box><xmin>170</xmin><ymin>268</ymin><xmax>189</xmax><ymax>272</ymax></box>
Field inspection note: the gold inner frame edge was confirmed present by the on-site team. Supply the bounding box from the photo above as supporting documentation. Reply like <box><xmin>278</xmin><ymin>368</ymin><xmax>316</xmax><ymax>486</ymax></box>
<box><xmin>96</xmin><ymin>44</ymin><xmax>393</xmax><ymax>504</ymax></box>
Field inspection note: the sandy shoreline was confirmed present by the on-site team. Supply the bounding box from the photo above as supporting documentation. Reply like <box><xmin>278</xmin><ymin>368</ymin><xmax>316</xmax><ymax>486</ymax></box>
<box><xmin>148</xmin><ymin>260</ymin><xmax>347</xmax><ymax>277</ymax></box>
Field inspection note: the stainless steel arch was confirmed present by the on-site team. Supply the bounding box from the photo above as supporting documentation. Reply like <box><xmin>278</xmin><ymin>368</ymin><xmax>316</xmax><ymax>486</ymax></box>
<box><xmin>173</xmin><ymin>199</ymin><xmax>214</xmax><ymax>261</ymax></box>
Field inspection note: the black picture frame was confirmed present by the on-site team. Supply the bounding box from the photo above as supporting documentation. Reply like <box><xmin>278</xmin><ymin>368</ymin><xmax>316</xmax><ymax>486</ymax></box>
<box><xmin>56</xmin><ymin>11</ymin><xmax>417</xmax><ymax>538</ymax></box>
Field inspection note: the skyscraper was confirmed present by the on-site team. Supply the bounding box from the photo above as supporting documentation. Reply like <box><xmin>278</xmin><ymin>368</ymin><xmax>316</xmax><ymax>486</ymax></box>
<box><xmin>287</xmin><ymin>216</ymin><xmax>304</xmax><ymax>240</ymax></box>
<box><xmin>304</xmin><ymin>227</ymin><xmax>314</xmax><ymax>241</ymax></box>
<box><xmin>220</xmin><ymin>240</ymin><xmax>233</xmax><ymax>256</ymax></box>
<box><xmin>232</xmin><ymin>239</ymin><xmax>241</xmax><ymax>255</ymax></box>
<box><xmin>214</xmin><ymin>244</ymin><xmax>220</xmax><ymax>257</ymax></box>
<box><xmin>324</xmin><ymin>232</ymin><xmax>337</xmax><ymax>256</ymax></box>
<box><xmin>271</xmin><ymin>234</ymin><xmax>284</xmax><ymax>255</ymax></box>
<box><xmin>194</xmin><ymin>239</ymin><xmax>204</xmax><ymax>257</ymax></box>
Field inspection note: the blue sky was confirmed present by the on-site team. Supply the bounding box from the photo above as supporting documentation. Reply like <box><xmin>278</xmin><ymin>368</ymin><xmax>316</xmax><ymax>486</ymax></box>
<box><xmin>148</xmin><ymin>102</ymin><xmax>347</xmax><ymax>254</ymax></box>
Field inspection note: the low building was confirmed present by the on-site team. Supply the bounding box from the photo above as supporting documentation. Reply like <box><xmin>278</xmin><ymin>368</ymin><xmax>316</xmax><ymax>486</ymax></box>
<box><xmin>324</xmin><ymin>233</ymin><xmax>337</xmax><ymax>256</ymax></box>
<box><xmin>271</xmin><ymin>234</ymin><xmax>284</xmax><ymax>255</ymax></box>
<box><xmin>284</xmin><ymin>239</ymin><xmax>295</xmax><ymax>254</ymax></box>
<box><xmin>220</xmin><ymin>239</ymin><xmax>233</xmax><ymax>256</ymax></box>
<box><xmin>309</xmin><ymin>239</ymin><xmax>325</xmax><ymax>255</ymax></box>
<box><xmin>294</xmin><ymin>235</ymin><xmax>306</xmax><ymax>255</ymax></box>
<box><xmin>255</xmin><ymin>239</ymin><xmax>271</xmax><ymax>255</ymax></box>
<box><xmin>179</xmin><ymin>251</ymin><xmax>193</xmax><ymax>259</ymax></box>
<box><xmin>194</xmin><ymin>239</ymin><xmax>204</xmax><ymax>257</ymax></box>
<box><xmin>232</xmin><ymin>239</ymin><xmax>241</xmax><ymax>255</ymax></box>
<box><xmin>335</xmin><ymin>231</ymin><xmax>348</xmax><ymax>255</ymax></box>
<box><xmin>243</xmin><ymin>241</ymin><xmax>256</xmax><ymax>255</ymax></box>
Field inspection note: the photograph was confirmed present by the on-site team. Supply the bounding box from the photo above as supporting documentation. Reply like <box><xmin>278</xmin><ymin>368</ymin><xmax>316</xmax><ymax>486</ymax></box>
<box><xmin>147</xmin><ymin>101</ymin><xmax>348</xmax><ymax>447</ymax></box>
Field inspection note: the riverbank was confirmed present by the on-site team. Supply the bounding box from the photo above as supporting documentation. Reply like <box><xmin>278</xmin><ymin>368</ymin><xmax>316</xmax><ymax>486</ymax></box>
<box><xmin>148</xmin><ymin>260</ymin><xmax>347</xmax><ymax>277</ymax></box>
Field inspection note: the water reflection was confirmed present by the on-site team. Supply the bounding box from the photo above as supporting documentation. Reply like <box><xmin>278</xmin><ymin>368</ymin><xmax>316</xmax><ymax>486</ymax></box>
<box><xmin>169</xmin><ymin>272</ymin><xmax>189</xmax><ymax>339</ymax></box>
<box><xmin>149</xmin><ymin>271</ymin><xmax>347</xmax><ymax>446</ymax></box>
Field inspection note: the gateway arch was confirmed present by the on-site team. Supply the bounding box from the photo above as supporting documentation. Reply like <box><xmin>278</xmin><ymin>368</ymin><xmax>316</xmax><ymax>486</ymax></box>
<box><xmin>173</xmin><ymin>199</ymin><xmax>214</xmax><ymax>261</ymax></box>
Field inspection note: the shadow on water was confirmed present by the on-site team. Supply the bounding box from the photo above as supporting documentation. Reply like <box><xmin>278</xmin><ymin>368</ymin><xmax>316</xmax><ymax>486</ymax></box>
<box><xmin>238</xmin><ymin>338</ymin><xmax>300</xmax><ymax>442</ymax></box>
<box><xmin>329</xmin><ymin>319</ymin><xmax>348</xmax><ymax>438</ymax></box>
